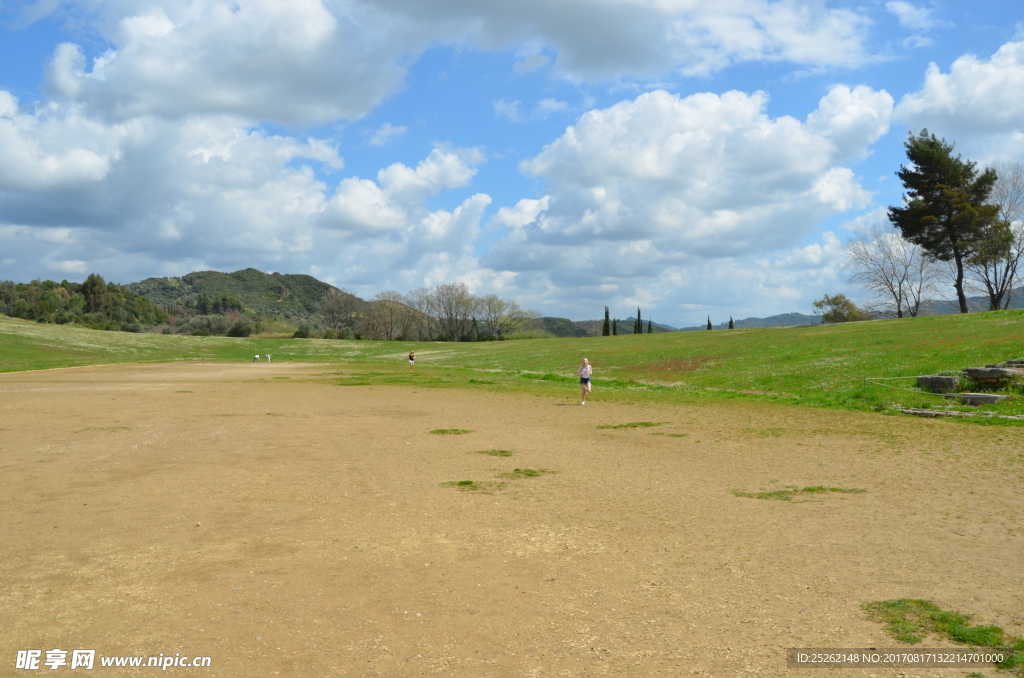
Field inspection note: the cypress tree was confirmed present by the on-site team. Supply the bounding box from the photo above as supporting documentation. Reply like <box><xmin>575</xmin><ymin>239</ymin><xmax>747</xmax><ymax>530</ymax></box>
<box><xmin>647</xmin><ymin>319</ymin><xmax>652</xmax><ymax>333</ymax></box>
<box><xmin>612</xmin><ymin>319</ymin><xmax>618</xmax><ymax>335</ymax></box>
<box><xmin>707</xmin><ymin>316</ymin><xmax>712</xmax><ymax>330</ymax></box>
<box><xmin>635</xmin><ymin>307</ymin><xmax>642</xmax><ymax>334</ymax></box>
<box><xmin>602</xmin><ymin>306</ymin><xmax>610</xmax><ymax>336</ymax></box>
<box><xmin>728</xmin><ymin>316</ymin><xmax>734</xmax><ymax>329</ymax></box>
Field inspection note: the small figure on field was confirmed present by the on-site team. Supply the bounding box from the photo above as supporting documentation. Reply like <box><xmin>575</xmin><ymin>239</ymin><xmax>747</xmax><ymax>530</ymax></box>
<box><xmin>408</xmin><ymin>350</ymin><xmax>416</xmax><ymax>372</ymax></box>
<box><xmin>577</xmin><ymin>358</ymin><xmax>593</xmax><ymax>405</ymax></box>
<box><xmin>253</xmin><ymin>354</ymin><xmax>260</xmax><ymax>363</ymax></box>
<box><xmin>266</xmin><ymin>354</ymin><xmax>271</xmax><ymax>363</ymax></box>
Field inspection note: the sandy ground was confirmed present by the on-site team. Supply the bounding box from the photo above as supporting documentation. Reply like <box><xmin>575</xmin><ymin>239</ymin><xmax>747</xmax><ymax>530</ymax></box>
<box><xmin>1</xmin><ymin>362</ymin><xmax>1022</xmax><ymax>678</ymax></box>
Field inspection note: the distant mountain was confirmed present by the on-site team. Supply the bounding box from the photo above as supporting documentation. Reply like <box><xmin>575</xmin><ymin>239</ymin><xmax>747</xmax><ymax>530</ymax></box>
<box><xmin>918</xmin><ymin>287</ymin><xmax>1024</xmax><ymax>315</ymax></box>
<box><xmin>678</xmin><ymin>312</ymin><xmax>823</xmax><ymax>331</ymax></box>
<box><xmin>536</xmin><ymin>317</ymin><xmax>592</xmax><ymax>337</ymax></box>
<box><xmin>128</xmin><ymin>268</ymin><xmax>365</xmax><ymax>319</ymax></box>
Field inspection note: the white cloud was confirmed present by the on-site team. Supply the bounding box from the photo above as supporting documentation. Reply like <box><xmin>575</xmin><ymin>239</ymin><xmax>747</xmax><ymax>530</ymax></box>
<box><xmin>374</xmin><ymin>0</ymin><xmax>875</xmax><ymax>78</ymax></box>
<box><xmin>476</xmin><ymin>86</ymin><xmax>890</xmax><ymax>307</ymax></box>
<box><xmin>32</xmin><ymin>0</ymin><xmax>877</xmax><ymax>131</ymax></box>
<box><xmin>493</xmin><ymin>98</ymin><xmax>524</xmax><ymax>122</ymax></box>
<box><xmin>44</xmin><ymin>1</ymin><xmax>423</xmax><ymax>125</ymax></box>
<box><xmin>896</xmin><ymin>41</ymin><xmax>1024</xmax><ymax>161</ymax></box>
<box><xmin>367</xmin><ymin>122</ymin><xmax>408</xmax><ymax>147</ymax></box>
<box><xmin>885</xmin><ymin>1</ymin><xmax>944</xmax><ymax>32</ymax></box>
<box><xmin>536</xmin><ymin>98</ymin><xmax>568</xmax><ymax>115</ymax></box>
<box><xmin>0</xmin><ymin>93</ymin><xmax>144</xmax><ymax>192</ymax></box>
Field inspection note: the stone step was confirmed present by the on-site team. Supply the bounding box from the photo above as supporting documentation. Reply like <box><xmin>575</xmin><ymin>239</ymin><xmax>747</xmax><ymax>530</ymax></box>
<box><xmin>962</xmin><ymin>367</ymin><xmax>1024</xmax><ymax>380</ymax></box>
<box><xmin>916</xmin><ymin>375</ymin><xmax>960</xmax><ymax>393</ymax></box>
<box><xmin>944</xmin><ymin>392</ymin><xmax>1010</xmax><ymax>406</ymax></box>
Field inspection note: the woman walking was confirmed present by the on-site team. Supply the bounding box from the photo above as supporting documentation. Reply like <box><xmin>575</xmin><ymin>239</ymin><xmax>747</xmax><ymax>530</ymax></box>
<box><xmin>577</xmin><ymin>358</ymin><xmax>593</xmax><ymax>405</ymax></box>
<box><xmin>408</xmin><ymin>350</ymin><xmax>416</xmax><ymax>372</ymax></box>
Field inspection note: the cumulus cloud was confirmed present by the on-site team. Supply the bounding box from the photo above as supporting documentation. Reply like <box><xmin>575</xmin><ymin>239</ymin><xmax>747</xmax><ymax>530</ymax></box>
<box><xmin>473</xmin><ymin>85</ymin><xmax>890</xmax><ymax>311</ymax></box>
<box><xmin>896</xmin><ymin>41</ymin><xmax>1024</xmax><ymax>161</ymax></box>
<box><xmin>491</xmin><ymin>86</ymin><xmax>888</xmax><ymax>260</ymax></box>
<box><xmin>34</xmin><ymin>0</ymin><xmax>877</xmax><ymax>130</ymax></box>
<box><xmin>43</xmin><ymin>0</ymin><xmax>422</xmax><ymax>125</ymax></box>
<box><xmin>320</xmin><ymin>146</ymin><xmax>485</xmax><ymax>234</ymax></box>
<box><xmin>374</xmin><ymin>0</ymin><xmax>875</xmax><ymax>78</ymax></box>
<box><xmin>0</xmin><ymin>92</ymin><xmax>139</xmax><ymax>192</ymax></box>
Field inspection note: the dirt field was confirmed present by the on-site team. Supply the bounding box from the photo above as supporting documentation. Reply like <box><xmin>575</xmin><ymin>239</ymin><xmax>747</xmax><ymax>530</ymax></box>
<box><xmin>1</xmin><ymin>362</ymin><xmax>1022</xmax><ymax>677</ymax></box>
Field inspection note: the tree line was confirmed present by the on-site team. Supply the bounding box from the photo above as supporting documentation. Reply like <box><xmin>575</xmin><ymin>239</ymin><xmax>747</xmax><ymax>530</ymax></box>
<box><xmin>312</xmin><ymin>282</ymin><xmax>536</xmax><ymax>341</ymax></box>
<box><xmin>0</xmin><ymin>274</ymin><xmax>167</xmax><ymax>331</ymax></box>
<box><xmin>822</xmin><ymin>131</ymin><xmax>1024</xmax><ymax>322</ymax></box>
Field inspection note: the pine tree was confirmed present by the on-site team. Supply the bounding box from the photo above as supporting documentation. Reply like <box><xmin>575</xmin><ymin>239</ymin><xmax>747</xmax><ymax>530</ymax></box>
<box><xmin>602</xmin><ymin>306</ymin><xmax>610</xmax><ymax>336</ymax></box>
<box><xmin>728</xmin><ymin>316</ymin><xmax>734</xmax><ymax>329</ymax></box>
<box><xmin>612</xmin><ymin>319</ymin><xmax>618</xmax><ymax>335</ymax></box>
<box><xmin>707</xmin><ymin>316</ymin><xmax>712</xmax><ymax>330</ymax></box>
<box><xmin>889</xmin><ymin>129</ymin><xmax>1002</xmax><ymax>313</ymax></box>
<box><xmin>647</xmin><ymin>319</ymin><xmax>652</xmax><ymax>333</ymax></box>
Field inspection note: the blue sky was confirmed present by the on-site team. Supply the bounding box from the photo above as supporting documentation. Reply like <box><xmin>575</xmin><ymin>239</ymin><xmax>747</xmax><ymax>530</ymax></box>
<box><xmin>1</xmin><ymin>0</ymin><xmax>1022</xmax><ymax>324</ymax></box>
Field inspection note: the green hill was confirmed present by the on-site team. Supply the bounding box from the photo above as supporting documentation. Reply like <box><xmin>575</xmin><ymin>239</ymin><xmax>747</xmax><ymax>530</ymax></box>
<box><xmin>128</xmin><ymin>268</ymin><xmax>365</xmax><ymax>319</ymax></box>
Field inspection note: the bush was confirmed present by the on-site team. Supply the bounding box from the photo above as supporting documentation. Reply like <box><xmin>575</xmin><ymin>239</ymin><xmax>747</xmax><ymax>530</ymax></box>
<box><xmin>227</xmin><ymin>316</ymin><xmax>253</xmax><ymax>337</ymax></box>
<box><xmin>339</xmin><ymin>326</ymin><xmax>354</xmax><ymax>340</ymax></box>
<box><xmin>293</xmin><ymin>322</ymin><xmax>313</xmax><ymax>338</ymax></box>
<box><xmin>812</xmin><ymin>294</ymin><xmax>872</xmax><ymax>324</ymax></box>
<box><xmin>322</xmin><ymin>328</ymin><xmax>338</xmax><ymax>339</ymax></box>
<box><xmin>191</xmin><ymin>329</ymin><xmax>210</xmax><ymax>336</ymax></box>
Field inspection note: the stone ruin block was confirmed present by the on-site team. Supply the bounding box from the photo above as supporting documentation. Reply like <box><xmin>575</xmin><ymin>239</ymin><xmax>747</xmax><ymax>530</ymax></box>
<box><xmin>962</xmin><ymin>367</ymin><xmax>1024</xmax><ymax>385</ymax></box>
<box><xmin>948</xmin><ymin>392</ymin><xmax>1010</xmax><ymax>406</ymax></box>
<box><xmin>917</xmin><ymin>375</ymin><xmax>960</xmax><ymax>393</ymax></box>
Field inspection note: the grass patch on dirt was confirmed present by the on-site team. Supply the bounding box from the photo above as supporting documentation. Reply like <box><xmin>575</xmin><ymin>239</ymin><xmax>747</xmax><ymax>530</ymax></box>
<box><xmin>431</xmin><ymin>428</ymin><xmax>472</xmax><ymax>435</ymax></box>
<box><xmin>597</xmin><ymin>421</ymin><xmax>666</xmax><ymax>429</ymax></box>
<box><xmin>863</xmin><ymin>599</ymin><xmax>1024</xmax><ymax>673</ymax></box>
<box><xmin>439</xmin><ymin>480</ymin><xmax>506</xmax><ymax>493</ymax></box>
<box><xmin>474</xmin><ymin>449</ymin><xmax>513</xmax><ymax>457</ymax></box>
<box><xmin>499</xmin><ymin>468</ymin><xmax>554</xmax><ymax>479</ymax></box>
<box><xmin>651</xmin><ymin>432</ymin><xmax>689</xmax><ymax>437</ymax></box>
<box><xmin>733</xmin><ymin>486</ymin><xmax>866</xmax><ymax>501</ymax></box>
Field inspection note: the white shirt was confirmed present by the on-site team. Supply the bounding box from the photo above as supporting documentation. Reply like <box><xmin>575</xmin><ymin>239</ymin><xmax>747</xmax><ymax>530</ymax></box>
<box><xmin>578</xmin><ymin>364</ymin><xmax>592</xmax><ymax>378</ymax></box>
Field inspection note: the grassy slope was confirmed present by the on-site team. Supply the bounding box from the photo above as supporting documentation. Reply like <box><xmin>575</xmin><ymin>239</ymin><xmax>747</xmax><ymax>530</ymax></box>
<box><xmin>3</xmin><ymin>311</ymin><xmax>1024</xmax><ymax>420</ymax></box>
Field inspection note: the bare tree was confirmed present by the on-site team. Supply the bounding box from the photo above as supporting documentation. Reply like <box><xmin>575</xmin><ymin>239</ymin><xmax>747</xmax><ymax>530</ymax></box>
<box><xmin>845</xmin><ymin>220</ymin><xmax>938</xmax><ymax>318</ymax></box>
<box><xmin>476</xmin><ymin>294</ymin><xmax>534</xmax><ymax>338</ymax></box>
<box><xmin>320</xmin><ymin>289</ymin><xmax>360</xmax><ymax>332</ymax></box>
<box><xmin>433</xmin><ymin>282</ymin><xmax>474</xmax><ymax>341</ymax></box>
<box><xmin>404</xmin><ymin>287</ymin><xmax>438</xmax><ymax>340</ymax></box>
<box><xmin>363</xmin><ymin>291</ymin><xmax>411</xmax><ymax>340</ymax></box>
<box><xmin>967</xmin><ymin>161</ymin><xmax>1024</xmax><ymax>309</ymax></box>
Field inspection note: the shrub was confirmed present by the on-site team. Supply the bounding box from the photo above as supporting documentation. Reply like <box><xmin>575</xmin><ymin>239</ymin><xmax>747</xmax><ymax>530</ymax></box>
<box><xmin>813</xmin><ymin>294</ymin><xmax>872</xmax><ymax>323</ymax></box>
<box><xmin>227</xmin><ymin>316</ymin><xmax>253</xmax><ymax>337</ymax></box>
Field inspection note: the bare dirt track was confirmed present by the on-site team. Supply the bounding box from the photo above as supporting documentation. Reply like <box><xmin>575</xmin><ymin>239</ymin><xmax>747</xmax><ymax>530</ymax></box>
<box><xmin>1</xmin><ymin>362</ymin><xmax>1022</xmax><ymax>677</ymax></box>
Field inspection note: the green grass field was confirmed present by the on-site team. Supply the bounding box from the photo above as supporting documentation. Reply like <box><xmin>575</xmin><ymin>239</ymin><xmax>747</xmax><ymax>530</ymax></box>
<box><xmin>3</xmin><ymin>311</ymin><xmax>1024</xmax><ymax>421</ymax></box>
